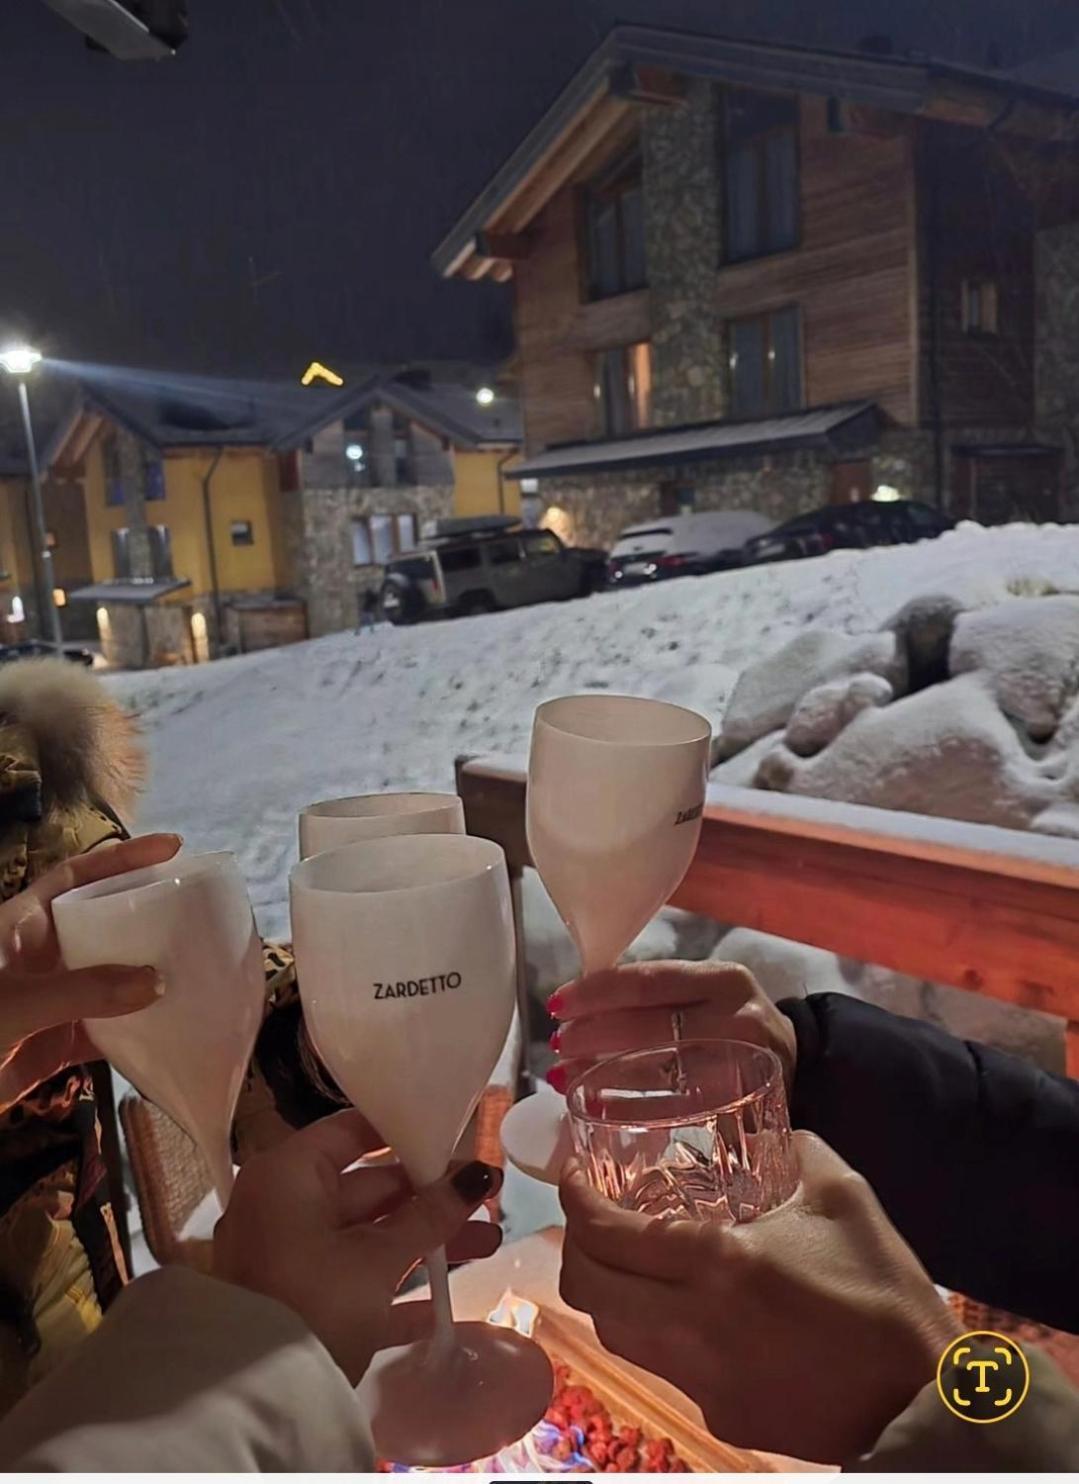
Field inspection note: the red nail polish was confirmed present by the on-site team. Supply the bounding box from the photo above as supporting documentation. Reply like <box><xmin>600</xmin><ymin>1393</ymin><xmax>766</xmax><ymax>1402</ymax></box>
<box><xmin>546</xmin><ymin>1063</ymin><xmax>568</xmax><ymax>1094</ymax></box>
<box><xmin>549</xmin><ymin>1028</ymin><xmax>562</xmax><ymax>1053</ymax></box>
<box><xmin>547</xmin><ymin>991</ymin><xmax>565</xmax><ymax>1018</ymax></box>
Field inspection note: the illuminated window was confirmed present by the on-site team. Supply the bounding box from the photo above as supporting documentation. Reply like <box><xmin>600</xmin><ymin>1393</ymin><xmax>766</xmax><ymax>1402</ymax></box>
<box><xmin>962</xmin><ymin>279</ymin><xmax>999</xmax><ymax>335</ymax></box>
<box><xmin>52</xmin><ymin>588</ymin><xmax>67</xmax><ymax>608</ymax></box>
<box><xmin>352</xmin><ymin>512</ymin><xmax>420</xmax><ymax>566</ymax></box>
<box><xmin>595</xmin><ymin>342</ymin><xmax>653</xmax><ymax>437</ymax></box>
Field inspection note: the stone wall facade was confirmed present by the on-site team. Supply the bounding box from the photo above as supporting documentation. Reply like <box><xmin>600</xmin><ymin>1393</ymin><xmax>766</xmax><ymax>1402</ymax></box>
<box><xmin>641</xmin><ymin>79</ymin><xmax>725</xmax><ymax>427</ymax></box>
<box><xmin>286</xmin><ymin>484</ymin><xmax>454</xmax><ymax>637</ymax></box>
<box><xmin>1036</xmin><ymin>221</ymin><xmax>1079</xmax><ymax>520</ymax></box>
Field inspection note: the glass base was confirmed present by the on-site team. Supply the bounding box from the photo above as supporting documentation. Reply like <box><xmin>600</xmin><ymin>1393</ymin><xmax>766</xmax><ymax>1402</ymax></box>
<box><xmin>500</xmin><ymin>1087</ymin><xmax>572</xmax><ymax>1185</ymax></box>
<box><xmin>361</xmin><ymin>1321</ymin><xmax>553</xmax><ymax>1467</ymax></box>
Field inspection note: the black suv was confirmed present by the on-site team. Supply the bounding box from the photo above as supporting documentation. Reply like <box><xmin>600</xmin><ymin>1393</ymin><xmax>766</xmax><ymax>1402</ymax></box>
<box><xmin>741</xmin><ymin>499</ymin><xmax>954</xmax><ymax>566</ymax></box>
<box><xmin>380</xmin><ymin>522</ymin><xmax>607</xmax><ymax>624</ymax></box>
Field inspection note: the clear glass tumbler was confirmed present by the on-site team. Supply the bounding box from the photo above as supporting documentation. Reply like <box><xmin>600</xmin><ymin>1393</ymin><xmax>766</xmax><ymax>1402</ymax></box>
<box><xmin>566</xmin><ymin>1040</ymin><xmax>798</xmax><ymax>1224</ymax></box>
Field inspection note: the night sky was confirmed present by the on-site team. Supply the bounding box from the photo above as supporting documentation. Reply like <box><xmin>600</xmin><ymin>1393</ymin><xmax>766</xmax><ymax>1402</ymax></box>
<box><xmin>1</xmin><ymin>0</ymin><xmax>1077</xmax><ymax>381</ymax></box>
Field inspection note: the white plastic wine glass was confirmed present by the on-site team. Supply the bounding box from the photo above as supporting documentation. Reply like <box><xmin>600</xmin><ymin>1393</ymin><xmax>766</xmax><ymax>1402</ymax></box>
<box><xmin>289</xmin><ymin>834</ymin><xmax>552</xmax><ymax>1467</ymax></box>
<box><xmin>53</xmin><ymin>852</ymin><xmax>265</xmax><ymax>1203</ymax></box>
<box><xmin>298</xmin><ymin>791</ymin><xmax>464</xmax><ymax>860</ymax></box>
<box><xmin>502</xmin><ymin>694</ymin><xmax>712</xmax><ymax>1184</ymax></box>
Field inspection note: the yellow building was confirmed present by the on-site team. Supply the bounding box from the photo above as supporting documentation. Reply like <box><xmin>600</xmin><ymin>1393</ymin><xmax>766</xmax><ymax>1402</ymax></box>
<box><xmin>42</xmin><ymin>368</ymin><xmax>521</xmax><ymax>662</ymax></box>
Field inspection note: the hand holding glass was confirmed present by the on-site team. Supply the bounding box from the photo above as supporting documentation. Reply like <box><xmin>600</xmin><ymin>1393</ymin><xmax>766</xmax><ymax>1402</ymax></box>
<box><xmin>290</xmin><ymin>834</ymin><xmax>551</xmax><ymax>1467</ymax></box>
<box><xmin>52</xmin><ymin>852</ymin><xmax>264</xmax><ymax>1203</ymax></box>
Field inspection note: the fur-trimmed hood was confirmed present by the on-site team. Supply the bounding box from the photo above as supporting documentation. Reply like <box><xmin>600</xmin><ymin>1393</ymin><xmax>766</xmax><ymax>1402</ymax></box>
<box><xmin>0</xmin><ymin>659</ymin><xmax>145</xmax><ymax>822</ymax></box>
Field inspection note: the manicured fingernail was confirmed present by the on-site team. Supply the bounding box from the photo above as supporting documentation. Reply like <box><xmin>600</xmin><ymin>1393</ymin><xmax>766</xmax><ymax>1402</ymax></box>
<box><xmin>452</xmin><ymin>1160</ymin><xmax>501</xmax><ymax>1203</ymax></box>
<box><xmin>549</xmin><ymin>1027</ymin><xmax>562</xmax><ymax>1053</ymax></box>
<box><xmin>546</xmin><ymin>1063</ymin><xmax>568</xmax><ymax>1094</ymax></box>
<box><xmin>547</xmin><ymin>991</ymin><xmax>565</xmax><ymax>1018</ymax></box>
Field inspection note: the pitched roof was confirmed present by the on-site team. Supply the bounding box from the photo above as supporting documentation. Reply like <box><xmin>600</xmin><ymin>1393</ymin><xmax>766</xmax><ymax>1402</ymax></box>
<box><xmin>509</xmin><ymin>401</ymin><xmax>878</xmax><ymax>479</ymax></box>
<box><xmin>433</xmin><ymin>24</ymin><xmax>1079</xmax><ymax>282</ymax></box>
<box><xmin>40</xmin><ymin>363</ymin><xmax>520</xmax><ymax>466</ymax></box>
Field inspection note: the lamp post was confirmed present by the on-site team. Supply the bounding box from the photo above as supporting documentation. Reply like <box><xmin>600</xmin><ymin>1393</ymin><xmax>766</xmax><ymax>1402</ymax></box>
<box><xmin>0</xmin><ymin>347</ymin><xmax>63</xmax><ymax>653</ymax></box>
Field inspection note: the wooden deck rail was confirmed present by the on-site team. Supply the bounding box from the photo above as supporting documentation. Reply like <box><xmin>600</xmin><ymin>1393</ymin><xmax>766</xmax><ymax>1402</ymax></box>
<box><xmin>455</xmin><ymin>757</ymin><xmax>1079</xmax><ymax>1077</ymax></box>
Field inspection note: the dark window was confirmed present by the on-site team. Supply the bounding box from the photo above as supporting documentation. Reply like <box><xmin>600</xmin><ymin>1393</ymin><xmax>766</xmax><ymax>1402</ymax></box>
<box><xmin>523</xmin><ymin>532</ymin><xmax>561</xmax><ymax>559</ymax></box>
<box><xmin>487</xmin><ymin>538</ymin><xmax>521</xmax><ymax>566</ymax></box>
<box><xmin>149</xmin><ymin>525</ymin><xmax>173</xmax><ymax>579</ymax></box>
<box><xmin>595</xmin><ymin>342</ymin><xmax>653</xmax><ymax>437</ymax></box>
<box><xmin>437</xmin><ymin>546</ymin><xmax>482</xmax><ymax>574</ymax></box>
<box><xmin>230</xmin><ymin>520</ymin><xmax>254</xmax><ymax>546</ymax></box>
<box><xmin>111</xmin><ymin>528</ymin><xmax>131</xmax><ymax>579</ymax></box>
<box><xmin>144</xmin><ymin>456</ymin><xmax>166</xmax><ymax>501</ymax></box>
<box><xmin>961</xmin><ymin>279</ymin><xmax>999</xmax><ymax>335</ymax></box>
<box><xmin>584</xmin><ymin>153</ymin><xmax>646</xmax><ymax>300</ymax></box>
<box><xmin>723</xmin><ymin>88</ymin><xmax>799</xmax><ymax>262</ymax></box>
<box><xmin>392</xmin><ymin>413</ymin><xmax>414</xmax><ymax>485</ymax></box>
<box><xmin>728</xmin><ymin>306</ymin><xmax>803</xmax><ymax>417</ymax></box>
<box><xmin>104</xmin><ymin>436</ymin><xmax>124</xmax><ymax>507</ymax></box>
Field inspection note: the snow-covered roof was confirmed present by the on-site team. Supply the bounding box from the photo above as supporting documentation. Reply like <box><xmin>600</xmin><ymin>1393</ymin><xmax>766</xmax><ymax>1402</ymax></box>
<box><xmin>511</xmin><ymin>402</ymin><xmax>878</xmax><ymax>479</ymax></box>
<box><xmin>68</xmin><ymin>578</ymin><xmax>192</xmax><ymax>605</ymax></box>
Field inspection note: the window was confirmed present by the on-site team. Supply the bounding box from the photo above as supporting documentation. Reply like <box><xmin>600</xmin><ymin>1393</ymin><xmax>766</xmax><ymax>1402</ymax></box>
<box><xmin>487</xmin><ymin>538</ymin><xmax>521</xmax><ymax>566</ymax></box>
<box><xmin>595</xmin><ymin>342</ymin><xmax>653</xmax><ymax>437</ymax></box>
<box><xmin>728</xmin><ymin>306</ymin><xmax>803</xmax><ymax>417</ymax></box>
<box><xmin>104</xmin><ymin>436</ymin><xmax>124</xmax><ymax>507</ymax></box>
<box><xmin>584</xmin><ymin>152</ymin><xmax>646</xmax><ymax>300</ymax></box>
<box><xmin>144</xmin><ymin>455</ymin><xmax>166</xmax><ymax>501</ymax></box>
<box><xmin>230</xmin><ymin>520</ymin><xmax>254</xmax><ymax>546</ymax></box>
<box><xmin>45</xmin><ymin>530</ymin><xmax>57</xmax><ymax>550</ymax></box>
<box><xmin>149</xmin><ymin>525</ymin><xmax>173</xmax><ymax>579</ymax></box>
<box><xmin>438</xmin><ymin>546</ymin><xmax>481</xmax><ymax>574</ymax></box>
<box><xmin>962</xmin><ymin>279</ymin><xmax>999</xmax><ymax>335</ymax></box>
<box><xmin>523</xmin><ymin>532</ymin><xmax>561</xmax><ymax>559</ymax></box>
<box><xmin>352</xmin><ymin>512</ymin><xmax>419</xmax><ymax>567</ymax></box>
<box><xmin>723</xmin><ymin>88</ymin><xmax>799</xmax><ymax>261</ymax></box>
<box><xmin>394</xmin><ymin>513</ymin><xmax>417</xmax><ymax>552</ymax></box>
<box><xmin>111</xmin><ymin>528</ymin><xmax>131</xmax><ymax>579</ymax></box>
<box><xmin>392</xmin><ymin>413</ymin><xmax>414</xmax><ymax>485</ymax></box>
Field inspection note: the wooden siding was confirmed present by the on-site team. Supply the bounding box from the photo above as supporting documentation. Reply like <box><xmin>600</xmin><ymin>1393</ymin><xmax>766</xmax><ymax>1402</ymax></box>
<box><xmin>916</xmin><ymin>121</ymin><xmax>1036</xmax><ymax>430</ymax></box>
<box><xmin>714</xmin><ymin>96</ymin><xmax>918</xmax><ymax>426</ymax></box>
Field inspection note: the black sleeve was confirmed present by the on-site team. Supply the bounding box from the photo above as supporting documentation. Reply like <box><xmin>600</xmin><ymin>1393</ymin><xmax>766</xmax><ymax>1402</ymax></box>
<box><xmin>781</xmin><ymin>992</ymin><xmax>1079</xmax><ymax>1333</ymax></box>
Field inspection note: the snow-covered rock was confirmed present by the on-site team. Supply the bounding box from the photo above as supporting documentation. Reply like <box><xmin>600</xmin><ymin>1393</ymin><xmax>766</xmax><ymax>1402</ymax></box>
<box><xmin>752</xmin><ymin>672</ymin><xmax>1075</xmax><ymax>832</ymax></box>
<box><xmin>883</xmin><ymin>593</ymin><xmax>965</xmax><ymax>692</ymax></box>
<box><xmin>718</xmin><ymin>628</ymin><xmax>906</xmax><ymax>756</ymax></box>
<box><xmin>711</xmin><ymin>927</ymin><xmax>850</xmax><ymax>1001</ymax></box>
<box><xmin>950</xmin><ymin>594</ymin><xmax>1079</xmax><ymax>740</ymax></box>
<box><xmin>783</xmin><ymin>672</ymin><xmax>894</xmax><ymax>757</ymax></box>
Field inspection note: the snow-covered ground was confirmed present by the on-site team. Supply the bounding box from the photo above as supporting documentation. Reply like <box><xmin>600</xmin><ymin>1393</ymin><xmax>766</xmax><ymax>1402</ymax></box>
<box><xmin>109</xmin><ymin>521</ymin><xmax>1079</xmax><ymax>942</ymax></box>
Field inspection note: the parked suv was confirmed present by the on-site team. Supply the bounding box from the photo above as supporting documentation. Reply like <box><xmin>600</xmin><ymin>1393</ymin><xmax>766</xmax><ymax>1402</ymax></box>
<box><xmin>379</xmin><ymin>522</ymin><xmax>607</xmax><ymax>624</ymax></box>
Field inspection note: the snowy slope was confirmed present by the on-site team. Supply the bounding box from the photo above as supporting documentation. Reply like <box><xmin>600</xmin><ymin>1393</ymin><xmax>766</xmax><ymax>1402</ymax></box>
<box><xmin>109</xmin><ymin>521</ymin><xmax>1079</xmax><ymax>941</ymax></box>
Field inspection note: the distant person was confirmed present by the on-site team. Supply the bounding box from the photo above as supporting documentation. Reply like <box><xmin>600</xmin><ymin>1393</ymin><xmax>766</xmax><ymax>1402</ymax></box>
<box><xmin>357</xmin><ymin>588</ymin><xmax>381</xmax><ymax>634</ymax></box>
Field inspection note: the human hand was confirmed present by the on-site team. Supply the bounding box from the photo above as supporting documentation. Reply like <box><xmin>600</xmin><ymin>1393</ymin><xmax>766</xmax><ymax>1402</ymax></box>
<box><xmin>213</xmin><ymin>1109</ymin><xmax>504</xmax><ymax>1384</ymax></box>
<box><xmin>0</xmin><ymin>833</ymin><xmax>182</xmax><ymax>1112</ymax></box>
<box><xmin>559</xmin><ymin>1132</ymin><xmax>958</xmax><ymax>1464</ymax></box>
<box><xmin>546</xmin><ymin>961</ymin><xmax>797</xmax><ymax>1096</ymax></box>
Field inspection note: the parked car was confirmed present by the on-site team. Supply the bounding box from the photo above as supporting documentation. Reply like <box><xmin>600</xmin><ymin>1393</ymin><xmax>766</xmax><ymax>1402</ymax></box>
<box><xmin>741</xmin><ymin>499</ymin><xmax>954</xmax><ymax>566</ymax></box>
<box><xmin>0</xmin><ymin>640</ymin><xmax>94</xmax><ymax>666</ymax></box>
<box><xmin>379</xmin><ymin>521</ymin><xmax>607</xmax><ymax>624</ymax></box>
<box><xmin>607</xmin><ymin>511</ymin><xmax>776</xmax><ymax>587</ymax></box>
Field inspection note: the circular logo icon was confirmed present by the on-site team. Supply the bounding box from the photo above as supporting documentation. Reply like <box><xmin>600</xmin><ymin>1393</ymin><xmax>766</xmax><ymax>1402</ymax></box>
<box><xmin>936</xmin><ymin>1331</ymin><xmax>1030</xmax><ymax>1423</ymax></box>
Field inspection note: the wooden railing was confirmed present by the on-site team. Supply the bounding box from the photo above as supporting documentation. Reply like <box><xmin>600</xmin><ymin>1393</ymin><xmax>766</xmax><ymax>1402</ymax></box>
<box><xmin>456</xmin><ymin>756</ymin><xmax>1079</xmax><ymax>1077</ymax></box>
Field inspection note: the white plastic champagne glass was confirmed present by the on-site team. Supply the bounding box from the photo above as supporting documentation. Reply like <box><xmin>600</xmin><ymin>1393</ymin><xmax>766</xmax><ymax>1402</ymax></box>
<box><xmin>53</xmin><ymin>852</ymin><xmax>264</xmax><ymax>1203</ymax></box>
<box><xmin>502</xmin><ymin>694</ymin><xmax>712</xmax><ymax>1184</ymax></box>
<box><xmin>290</xmin><ymin>834</ymin><xmax>552</xmax><ymax>1467</ymax></box>
<box><xmin>298</xmin><ymin>791</ymin><xmax>464</xmax><ymax>860</ymax></box>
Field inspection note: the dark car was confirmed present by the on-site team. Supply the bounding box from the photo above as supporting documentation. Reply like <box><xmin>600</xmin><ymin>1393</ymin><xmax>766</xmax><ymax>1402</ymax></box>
<box><xmin>741</xmin><ymin>499</ymin><xmax>954</xmax><ymax>566</ymax></box>
<box><xmin>0</xmin><ymin>640</ymin><xmax>94</xmax><ymax>667</ymax></box>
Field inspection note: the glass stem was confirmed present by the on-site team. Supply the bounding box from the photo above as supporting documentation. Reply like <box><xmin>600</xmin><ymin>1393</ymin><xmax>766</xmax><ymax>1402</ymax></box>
<box><xmin>425</xmin><ymin>1246</ymin><xmax>456</xmax><ymax>1362</ymax></box>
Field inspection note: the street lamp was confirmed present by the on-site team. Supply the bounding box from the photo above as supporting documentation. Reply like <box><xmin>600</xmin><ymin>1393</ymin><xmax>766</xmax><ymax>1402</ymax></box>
<box><xmin>476</xmin><ymin>386</ymin><xmax>495</xmax><ymax>407</ymax></box>
<box><xmin>0</xmin><ymin>346</ymin><xmax>63</xmax><ymax>653</ymax></box>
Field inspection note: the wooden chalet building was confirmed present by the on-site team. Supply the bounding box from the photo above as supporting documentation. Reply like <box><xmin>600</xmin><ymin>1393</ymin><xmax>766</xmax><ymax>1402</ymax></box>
<box><xmin>433</xmin><ymin>26</ymin><xmax>1079</xmax><ymax>549</ymax></box>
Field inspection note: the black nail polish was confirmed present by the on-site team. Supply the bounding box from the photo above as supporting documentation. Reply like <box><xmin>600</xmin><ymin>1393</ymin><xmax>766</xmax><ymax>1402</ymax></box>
<box><xmin>452</xmin><ymin>1160</ymin><xmax>499</xmax><ymax>1202</ymax></box>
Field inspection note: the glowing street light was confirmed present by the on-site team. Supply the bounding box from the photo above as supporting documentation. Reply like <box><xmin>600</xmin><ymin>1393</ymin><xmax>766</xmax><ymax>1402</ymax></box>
<box><xmin>0</xmin><ymin>345</ymin><xmax>63</xmax><ymax>653</ymax></box>
<box><xmin>476</xmin><ymin>386</ymin><xmax>495</xmax><ymax>406</ymax></box>
<box><xmin>0</xmin><ymin>346</ymin><xmax>42</xmax><ymax>377</ymax></box>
